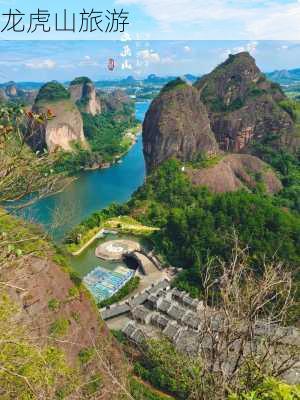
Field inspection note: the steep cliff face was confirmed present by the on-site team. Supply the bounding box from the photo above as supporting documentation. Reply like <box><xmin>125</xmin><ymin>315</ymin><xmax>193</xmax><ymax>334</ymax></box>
<box><xmin>29</xmin><ymin>82</ymin><xmax>87</xmax><ymax>153</ymax></box>
<box><xmin>99</xmin><ymin>89</ymin><xmax>134</xmax><ymax>122</ymax></box>
<box><xmin>187</xmin><ymin>154</ymin><xmax>282</xmax><ymax>194</ymax></box>
<box><xmin>0</xmin><ymin>213</ymin><xmax>127</xmax><ymax>399</ymax></box>
<box><xmin>0</xmin><ymin>88</ymin><xmax>8</xmax><ymax>102</ymax></box>
<box><xmin>195</xmin><ymin>52</ymin><xmax>294</xmax><ymax>152</ymax></box>
<box><xmin>69</xmin><ymin>77</ymin><xmax>101</xmax><ymax>116</ymax></box>
<box><xmin>5</xmin><ymin>81</ymin><xmax>18</xmax><ymax>97</ymax></box>
<box><xmin>143</xmin><ymin>79</ymin><xmax>218</xmax><ymax>173</ymax></box>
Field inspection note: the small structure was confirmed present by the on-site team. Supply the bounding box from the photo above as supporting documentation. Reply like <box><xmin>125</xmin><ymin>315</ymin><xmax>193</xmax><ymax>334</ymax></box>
<box><xmin>95</xmin><ymin>239</ymin><xmax>140</xmax><ymax>261</ymax></box>
<box><xmin>132</xmin><ymin>305</ymin><xmax>153</xmax><ymax>324</ymax></box>
<box><xmin>163</xmin><ymin>321</ymin><xmax>183</xmax><ymax>342</ymax></box>
<box><xmin>157</xmin><ymin>297</ymin><xmax>172</xmax><ymax>313</ymax></box>
<box><xmin>182</xmin><ymin>294</ymin><xmax>201</xmax><ymax>312</ymax></box>
<box><xmin>123</xmin><ymin>320</ymin><xmax>137</xmax><ymax>338</ymax></box>
<box><xmin>147</xmin><ymin>293</ymin><xmax>161</xmax><ymax>309</ymax></box>
<box><xmin>171</xmin><ymin>288</ymin><xmax>186</xmax><ymax>302</ymax></box>
<box><xmin>151</xmin><ymin>312</ymin><xmax>170</xmax><ymax>330</ymax></box>
<box><xmin>182</xmin><ymin>311</ymin><xmax>202</xmax><ymax>331</ymax></box>
<box><xmin>122</xmin><ymin>320</ymin><xmax>147</xmax><ymax>344</ymax></box>
<box><xmin>167</xmin><ymin>303</ymin><xmax>187</xmax><ymax>322</ymax></box>
<box><xmin>101</xmin><ymin>303</ymin><xmax>131</xmax><ymax>320</ymax></box>
<box><xmin>175</xmin><ymin>330</ymin><xmax>200</xmax><ymax>356</ymax></box>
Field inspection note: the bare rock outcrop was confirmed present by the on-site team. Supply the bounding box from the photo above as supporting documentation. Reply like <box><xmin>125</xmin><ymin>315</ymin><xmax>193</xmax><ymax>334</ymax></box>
<box><xmin>187</xmin><ymin>154</ymin><xmax>282</xmax><ymax>194</ymax></box>
<box><xmin>143</xmin><ymin>79</ymin><xmax>218</xmax><ymax>173</ymax></box>
<box><xmin>195</xmin><ymin>52</ymin><xmax>294</xmax><ymax>152</ymax></box>
<box><xmin>28</xmin><ymin>81</ymin><xmax>87</xmax><ymax>153</ymax></box>
<box><xmin>69</xmin><ymin>77</ymin><xmax>101</xmax><ymax>116</ymax></box>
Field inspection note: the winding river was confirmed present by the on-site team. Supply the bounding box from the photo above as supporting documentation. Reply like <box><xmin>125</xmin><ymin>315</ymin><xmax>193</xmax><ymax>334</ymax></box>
<box><xmin>20</xmin><ymin>101</ymin><xmax>149</xmax><ymax>243</ymax></box>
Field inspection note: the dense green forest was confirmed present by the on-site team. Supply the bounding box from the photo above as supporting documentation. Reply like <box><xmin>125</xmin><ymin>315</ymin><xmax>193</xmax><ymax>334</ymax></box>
<box><xmin>68</xmin><ymin>152</ymin><xmax>300</xmax><ymax>306</ymax></box>
<box><xmin>54</xmin><ymin>108</ymin><xmax>139</xmax><ymax>174</ymax></box>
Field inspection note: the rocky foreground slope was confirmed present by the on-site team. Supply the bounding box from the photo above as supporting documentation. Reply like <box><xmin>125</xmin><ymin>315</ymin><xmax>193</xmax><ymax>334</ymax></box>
<box><xmin>143</xmin><ymin>52</ymin><xmax>299</xmax><ymax>192</ymax></box>
<box><xmin>0</xmin><ymin>213</ymin><xmax>128</xmax><ymax>399</ymax></box>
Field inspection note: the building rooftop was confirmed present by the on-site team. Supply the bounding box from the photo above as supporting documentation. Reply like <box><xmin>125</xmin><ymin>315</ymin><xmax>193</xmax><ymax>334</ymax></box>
<box><xmin>132</xmin><ymin>305</ymin><xmax>153</xmax><ymax>324</ymax></box>
<box><xmin>163</xmin><ymin>321</ymin><xmax>182</xmax><ymax>341</ymax></box>
<box><xmin>157</xmin><ymin>298</ymin><xmax>172</xmax><ymax>313</ymax></box>
<box><xmin>122</xmin><ymin>320</ymin><xmax>137</xmax><ymax>337</ymax></box>
<box><xmin>182</xmin><ymin>311</ymin><xmax>201</xmax><ymax>330</ymax></box>
<box><xmin>175</xmin><ymin>330</ymin><xmax>200</xmax><ymax>356</ymax></box>
<box><xmin>151</xmin><ymin>312</ymin><xmax>170</xmax><ymax>329</ymax></box>
<box><xmin>167</xmin><ymin>303</ymin><xmax>187</xmax><ymax>321</ymax></box>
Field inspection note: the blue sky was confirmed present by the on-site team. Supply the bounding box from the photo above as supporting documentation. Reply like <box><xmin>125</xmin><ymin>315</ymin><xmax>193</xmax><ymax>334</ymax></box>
<box><xmin>1</xmin><ymin>0</ymin><xmax>300</xmax><ymax>40</ymax></box>
<box><xmin>1</xmin><ymin>40</ymin><xmax>300</xmax><ymax>82</ymax></box>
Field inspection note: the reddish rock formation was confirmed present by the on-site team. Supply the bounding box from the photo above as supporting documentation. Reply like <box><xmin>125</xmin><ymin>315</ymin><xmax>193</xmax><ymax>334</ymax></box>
<box><xmin>143</xmin><ymin>80</ymin><xmax>218</xmax><ymax>173</ymax></box>
<box><xmin>187</xmin><ymin>154</ymin><xmax>282</xmax><ymax>194</ymax></box>
<box><xmin>69</xmin><ymin>77</ymin><xmax>101</xmax><ymax>116</ymax></box>
<box><xmin>195</xmin><ymin>52</ymin><xmax>294</xmax><ymax>152</ymax></box>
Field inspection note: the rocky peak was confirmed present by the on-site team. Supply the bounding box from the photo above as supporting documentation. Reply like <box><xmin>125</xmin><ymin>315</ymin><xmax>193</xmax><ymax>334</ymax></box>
<box><xmin>195</xmin><ymin>52</ymin><xmax>264</xmax><ymax>111</ymax></box>
<box><xmin>5</xmin><ymin>81</ymin><xmax>18</xmax><ymax>97</ymax></box>
<box><xmin>69</xmin><ymin>76</ymin><xmax>101</xmax><ymax>116</ymax></box>
<box><xmin>28</xmin><ymin>81</ymin><xmax>87</xmax><ymax>153</ymax></box>
<box><xmin>194</xmin><ymin>52</ymin><xmax>293</xmax><ymax>152</ymax></box>
<box><xmin>143</xmin><ymin>80</ymin><xmax>218</xmax><ymax>173</ymax></box>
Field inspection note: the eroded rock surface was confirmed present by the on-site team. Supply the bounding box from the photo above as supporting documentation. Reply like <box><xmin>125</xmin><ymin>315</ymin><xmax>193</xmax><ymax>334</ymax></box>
<box><xmin>143</xmin><ymin>80</ymin><xmax>218</xmax><ymax>173</ymax></box>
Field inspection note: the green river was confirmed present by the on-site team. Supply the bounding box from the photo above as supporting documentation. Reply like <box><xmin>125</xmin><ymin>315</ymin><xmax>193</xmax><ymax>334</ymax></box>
<box><xmin>19</xmin><ymin>101</ymin><xmax>149</xmax><ymax>277</ymax></box>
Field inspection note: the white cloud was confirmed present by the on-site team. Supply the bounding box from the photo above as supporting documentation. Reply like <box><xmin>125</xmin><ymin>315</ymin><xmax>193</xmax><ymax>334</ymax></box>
<box><xmin>221</xmin><ymin>41</ymin><xmax>258</xmax><ymax>60</ymax></box>
<box><xmin>25</xmin><ymin>59</ymin><xmax>56</xmax><ymax>70</ymax></box>
<box><xmin>116</xmin><ymin>0</ymin><xmax>253</xmax><ymax>24</ymax></box>
<box><xmin>137</xmin><ymin>49</ymin><xmax>160</xmax><ymax>65</ymax></box>
<box><xmin>116</xmin><ymin>0</ymin><xmax>300</xmax><ymax>39</ymax></box>
<box><xmin>161</xmin><ymin>56</ymin><xmax>175</xmax><ymax>65</ymax></box>
<box><xmin>78</xmin><ymin>56</ymin><xmax>100</xmax><ymax>67</ymax></box>
<box><xmin>246</xmin><ymin>2</ymin><xmax>300</xmax><ymax>39</ymax></box>
<box><xmin>183</xmin><ymin>45</ymin><xmax>191</xmax><ymax>53</ymax></box>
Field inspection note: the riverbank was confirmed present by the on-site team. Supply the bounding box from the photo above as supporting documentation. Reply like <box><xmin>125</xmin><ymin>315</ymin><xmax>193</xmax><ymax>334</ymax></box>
<box><xmin>67</xmin><ymin>216</ymin><xmax>158</xmax><ymax>256</ymax></box>
<box><xmin>83</xmin><ymin>123</ymin><xmax>142</xmax><ymax>172</ymax></box>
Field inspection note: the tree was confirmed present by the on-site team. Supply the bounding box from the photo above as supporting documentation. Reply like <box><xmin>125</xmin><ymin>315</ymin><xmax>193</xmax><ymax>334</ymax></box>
<box><xmin>0</xmin><ymin>103</ymin><xmax>65</xmax><ymax>208</ymax></box>
<box><xmin>196</xmin><ymin>238</ymin><xmax>299</xmax><ymax>400</ymax></box>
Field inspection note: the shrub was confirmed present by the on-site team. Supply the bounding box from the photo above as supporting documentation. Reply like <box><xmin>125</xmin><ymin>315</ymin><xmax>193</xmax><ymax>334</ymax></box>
<box><xmin>35</xmin><ymin>81</ymin><xmax>70</xmax><ymax>103</ymax></box>
<box><xmin>48</xmin><ymin>298</ymin><xmax>61</xmax><ymax>311</ymax></box>
<box><xmin>78</xmin><ymin>347</ymin><xmax>95</xmax><ymax>365</ymax></box>
<box><xmin>229</xmin><ymin>378</ymin><xmax>300</xmax><ymax>400</ymax></box>
<box><xmin>49</xmin><ymin>318</ymin><xmax>70</xmax><ymax>337</ymax></box>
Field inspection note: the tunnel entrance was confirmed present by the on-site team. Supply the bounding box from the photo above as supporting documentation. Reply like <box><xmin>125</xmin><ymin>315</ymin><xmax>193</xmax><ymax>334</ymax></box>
<box><xmin>123</xmin><ymin>254</ymin><xmax>140</xmax><ymax>270</ymax></box>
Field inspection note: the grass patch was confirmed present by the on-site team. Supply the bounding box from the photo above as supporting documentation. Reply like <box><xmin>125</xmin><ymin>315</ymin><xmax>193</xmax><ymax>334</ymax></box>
<box><xmin>48</xmin><ymin>298</ymin><xmax>61</xmax><ymax>312</ymax></box>
<box><xmin>188</xmin><ymin>153</ymin><xmax>224</xmax><ymax>169</ymax></box>
<box><xmin>66</xmin><ymin>226</ymin><xmax>101</xmax><ymax>254</ymax></box>
<box><xmin>78</xmin><ymin>347</ymin><xmax>96</xmax><ymax>365</ymax></box>
<box><xmin>104</xmin><ymin>216</ymin><xmax>159</xmax><ymax>236</ymax></box>
<box><xmin>49</xmin><ymin>318</ymin><xmax>70</xmax><ymax>337</ymax></box>
<box><xmin>130</xmin><ymin>376</ymin><xmax>175</xmax><ymax>400</ymax></box>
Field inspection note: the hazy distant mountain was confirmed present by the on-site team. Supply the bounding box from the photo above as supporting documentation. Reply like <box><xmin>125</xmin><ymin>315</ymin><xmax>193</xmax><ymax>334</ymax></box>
<box><xmin>266</xmin><ymin>68</ymin><xmax>300</xmax><ymax>84</ymax></box>
<box><xmin>0</xmin><ymin>81</ymin><xmax>44</xmax><ymax>90</ymax></box>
